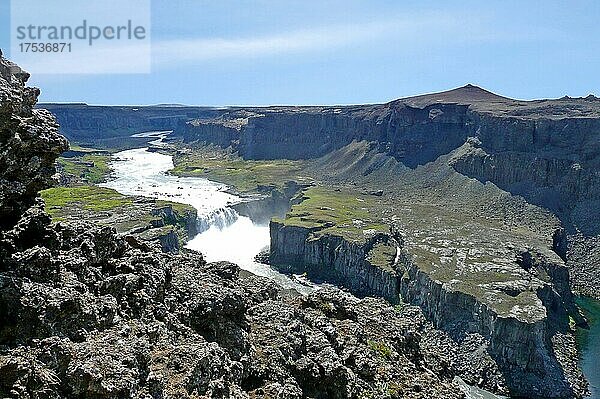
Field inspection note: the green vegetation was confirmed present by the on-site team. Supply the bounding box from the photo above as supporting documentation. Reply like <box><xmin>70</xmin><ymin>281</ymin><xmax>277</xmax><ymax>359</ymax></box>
<box><xmin>316</xmin><ymin>300</ymin><xmax>335</xmax><ymax>314</ymax></box>
<box><xmin>393</xmin><ymin>302</ymin><xmax>406</xmax><ymax>313</ymax></box>
<box><xmin>156</xmin><ymin>200</ymin><xmax>195</xmax><ymax>217</ymax></box>
<box><xmin>41</xmin><ymin>186</ymin><xmax>196</xmax><ymax>249</ymax></box>
<box><xmin>367</xmin><ymin>340</ymin><xmax>392</xmax><ymax>359</ymax></box>
<box><xmin>41</xmin><ymin>186</ymin><xmax>132</xmax><ymax>214</ymax></box>
<box><xmin>58</xmin><ymin>154</ymin><xmax>111</xmax><ymax>184</ymax></box>
<box><xmin>66</xmin><ymin>144</ymin><xmax>106</xmax><ymax>153</ymax></box>
<box><xmin>169</xmin><ymin>146</ymin><xmax>310</xmax><ymax>193</ymax></box>
<box><xmin>569</xmin><ymin>315</ymin><xmax>577</xmax><ymax>330</ymax></box>
<box><xmin>276</xmin><ymin>186</ymin><xmax>388</xmax><ymax>242</ymax></box>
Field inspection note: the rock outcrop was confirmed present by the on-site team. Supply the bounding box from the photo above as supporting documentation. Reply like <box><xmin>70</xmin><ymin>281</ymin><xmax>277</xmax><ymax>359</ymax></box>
<box><xmin>0</xmin><ymin>55</ymin><xmax>68</xmax><ymax>228</ymax></box>
<box><xmin>270</xmin><ymin>221</ymin><xmax>401</xmax><ymax>303</ymax></box>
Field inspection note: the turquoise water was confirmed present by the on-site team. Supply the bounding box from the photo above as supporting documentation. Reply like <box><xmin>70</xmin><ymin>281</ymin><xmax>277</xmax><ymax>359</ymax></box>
<box><xmin>577</xmin><ymin>297</ymin><xmax>600</xmax><ymax>399</ymax></box>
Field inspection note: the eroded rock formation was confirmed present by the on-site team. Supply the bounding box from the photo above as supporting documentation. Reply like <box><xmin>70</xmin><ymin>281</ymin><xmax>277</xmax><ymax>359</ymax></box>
<box><xmin>0</xmin><ymin>55</ymin><xmax>68</xmax><ymax>228</ymax></box>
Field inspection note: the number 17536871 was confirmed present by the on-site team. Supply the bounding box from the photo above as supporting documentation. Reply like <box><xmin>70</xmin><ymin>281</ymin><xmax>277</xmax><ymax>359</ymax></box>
<box><xmin>19</xmin><ymin>43</ymin><xmax>72</xmax><ymax>52</ymax></box>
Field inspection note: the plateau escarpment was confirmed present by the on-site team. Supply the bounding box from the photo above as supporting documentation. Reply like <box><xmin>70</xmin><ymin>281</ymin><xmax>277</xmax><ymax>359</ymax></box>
<box><xmin>179</xmin><ymin>102</ymin><xmax>472</xmax><ymax>167</ymax></box>
<box><xmin>39</xmin><ymin>103</ymin><xmax>223</xmax><ymax>149</ymax></box>
<box><xmin>174</xmin><ymin>85</ymin><xmax>600</xmax><ymax>300</ymax></box>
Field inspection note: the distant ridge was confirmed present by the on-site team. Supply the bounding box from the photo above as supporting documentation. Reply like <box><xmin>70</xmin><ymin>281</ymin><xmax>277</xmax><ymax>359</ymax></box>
<box><xmin>394</xmin><ymin>84</ymin><xmax>513</xmax><ymax>107</ymax></box>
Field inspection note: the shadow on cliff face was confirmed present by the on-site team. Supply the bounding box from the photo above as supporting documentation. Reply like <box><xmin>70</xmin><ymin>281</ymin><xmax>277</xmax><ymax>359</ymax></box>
<box><xmin>177</xmin><ymin>102</ymin><xmax>473</xmax><ymax>169</ymax></box>
<box><xmin>449</xmin><ymin>118</ymin><xmax>600</xmax><ymax>239</ymax></box>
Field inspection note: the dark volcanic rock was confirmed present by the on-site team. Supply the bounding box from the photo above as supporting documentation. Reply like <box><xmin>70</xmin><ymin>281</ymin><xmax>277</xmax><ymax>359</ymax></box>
<box><xmin>0</xmin><ymin>56</ymin><xmax>68</xmax><ymax>228</ymax></box>
<box><xmin>0</xmin><ymin>211</ymin><xmax>471</xmax><ymax>398</ymax></box>
<box><xmin>270</xmin><ymin>221</ymin><xmax>401</xmax><ymax>303</ymax></box>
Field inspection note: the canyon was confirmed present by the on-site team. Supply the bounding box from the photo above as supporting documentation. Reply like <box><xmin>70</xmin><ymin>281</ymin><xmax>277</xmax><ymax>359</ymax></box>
<box><xmin>0</xmin><ymin>50</ymin><xmax>596</xmax><ymax>398</ymax></box>
<box><xmin>1</xmin><ymin>53</ymin><xmax>479</xmax><ymax>399</ymax></box>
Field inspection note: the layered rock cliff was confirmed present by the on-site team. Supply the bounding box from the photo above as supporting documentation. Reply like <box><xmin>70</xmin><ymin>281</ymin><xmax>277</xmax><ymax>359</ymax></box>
<box><xmin>178</xmin><ymin>102</ymin><xmax>472</xmax><ymax>167</ymax></box>
<box><xmin>270</xmin><ymin>221</ymin><xmax>400</xmax><ymax>303</ymax></box>
<box><xmin>175</xmin><ymin>86</ymin><xmax>600</xmax><ymax>300</ymax></box>
<box><xmin>39</xmin><ymin>103</ymin><xmax>222</xmax><ymax>149</ymax></box>
<box><xmin>269</xmin><ymin>180</ymin><xmax>586</xmax><ymax>398</ymax></box>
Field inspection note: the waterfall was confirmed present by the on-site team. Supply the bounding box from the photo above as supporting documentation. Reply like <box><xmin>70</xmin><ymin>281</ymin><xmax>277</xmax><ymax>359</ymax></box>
<box><xmin>196</xmin><ymin>206</ymin><xmax>239</xmax><ymax>232</ymax></box>
<box><xmin>104</xmin><ymin>143</ymin><xmax>318</xmax><ymax>294</ymax></box>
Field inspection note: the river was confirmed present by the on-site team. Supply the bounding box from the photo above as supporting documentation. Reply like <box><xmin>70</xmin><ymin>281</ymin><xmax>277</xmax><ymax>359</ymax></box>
<box><xmin>100</xmin><ymin>140</ymin><xmax>316</xmax><ymax>295</ymax></box>
<box><xmin>577</xmin><ymin>297</ymin><xmax>600</xmax><ymax>399</ymax></box>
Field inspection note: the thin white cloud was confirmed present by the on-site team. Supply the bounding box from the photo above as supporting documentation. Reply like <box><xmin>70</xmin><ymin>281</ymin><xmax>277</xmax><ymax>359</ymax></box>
<box><xmin>151</xmin><ymin>14</ymin><xmax>460</xmax><ymax>66</ymax></box>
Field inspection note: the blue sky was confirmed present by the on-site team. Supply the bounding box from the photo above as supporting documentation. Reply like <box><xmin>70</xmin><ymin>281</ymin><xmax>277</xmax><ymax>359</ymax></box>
<box><xmin>1</xmin><ymin>0</ymin><xmax>599</xmax><ymax>105</ymax></box>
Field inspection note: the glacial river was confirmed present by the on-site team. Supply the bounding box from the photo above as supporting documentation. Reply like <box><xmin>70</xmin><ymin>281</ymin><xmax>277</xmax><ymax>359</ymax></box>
<box><xmin>100</xmin><ymin>142</ymin><xmax>315</xmax><ymax>294</ymax></box>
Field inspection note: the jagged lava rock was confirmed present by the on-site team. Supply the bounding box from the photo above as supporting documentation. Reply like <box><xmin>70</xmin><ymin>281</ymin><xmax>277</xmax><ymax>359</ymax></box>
<box><xmin>0</xmin><ymin>54</ymin><xmax>68</xmax><ymax>228</ymax></box>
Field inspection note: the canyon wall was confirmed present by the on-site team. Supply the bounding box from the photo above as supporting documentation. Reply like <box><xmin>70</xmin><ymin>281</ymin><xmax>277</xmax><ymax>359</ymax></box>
<box><xmin>270</xmin><ymin>221</ymin><xmax>400</xmax><ymax>303</ymax></box>
<box><xmin>178</xmin><ymin>103</ymin><xmax>472</xmax><ymax>167</ymax></box>
<box><xmin>397</xmin><ymin>244</ymin><xmax>577</xmax><ymax>398</ymax></box>
<box><xmin>40</xmin><ymin>103</ymin><xmax>222</xmax><ymax>148</ymax></box>
<box><xmin>175</xmin><ymin>92</ymin><xmax>600</xmax><ymax>234</ymax></box>
<box><xmin>269</xmin><ymin>215</ymin><xmax>582</xmax><ymax>398</ymax></box>
<box><xmin>451</xmin><ymin>112</ymin><xmax>600</xmax><ymax>235</ymax></box>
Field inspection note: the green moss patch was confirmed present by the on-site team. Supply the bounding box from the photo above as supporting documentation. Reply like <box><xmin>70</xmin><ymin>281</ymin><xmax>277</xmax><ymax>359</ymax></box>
<box><xmin>277</xmin><ymin>187</ymin><xmax>388</xmax><ymax>242</ymax></box>
<box><xmin>367</xmin><ymin>340</ymin><xmax>392</xmax><ymax>359</ymax></box>
<box><xmin>367</xmin><ymin>242</ymin><xmax>397</xmax><ymax>271</ymax></box>
<box><xmin>41</xmin><ymin>186</ymin><xmax>132</xmax><ymax>213</ymax></box>
<box><xmin>58</xmin><ymin>154</ymin><xmax>111</xmax><ymax>184</ymax></box>
<box><xmin>169</xmin><ymin>146</ymin><xmax>311</xmax><ymax>193</ymax></box>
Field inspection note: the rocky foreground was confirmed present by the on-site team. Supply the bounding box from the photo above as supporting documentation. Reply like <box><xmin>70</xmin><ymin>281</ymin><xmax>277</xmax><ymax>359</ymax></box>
<box><xmin>0</xmin><ymin>52</ymin><xmax>534</xmax><ymax>399</ymax></box>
